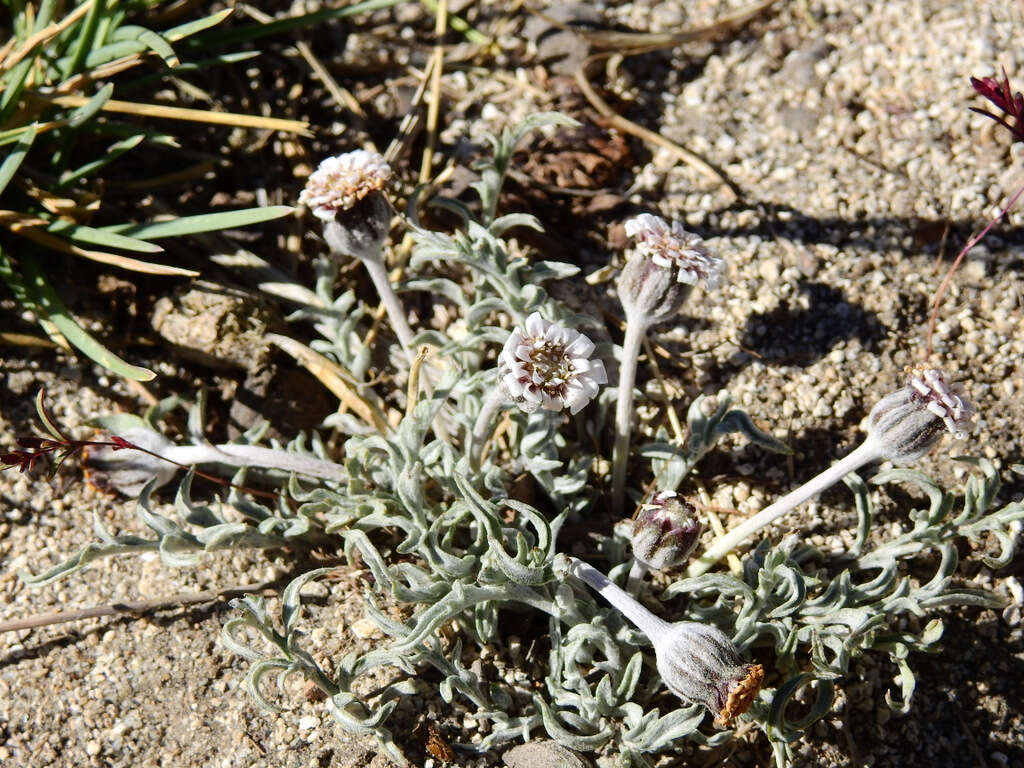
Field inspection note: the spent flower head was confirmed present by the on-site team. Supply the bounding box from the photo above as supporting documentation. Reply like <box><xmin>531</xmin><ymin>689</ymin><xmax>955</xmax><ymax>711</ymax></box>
<box><xmin>498</xmin><ymin>312</ymin><xmax>607</xmax><ymax>415</ymax></box>
<box><xmin>631</xmin><ymin>491</ymin><xmax>703</xmax><ymax>570</ymax></box>
<box><xmin>299</xmin><ymin>150</ymin><xmax>392</xmax><ymax>222</ymax></box>
<box><xmin>654</xmin><ymin>622</ymin><xmax>764</xmax><ymax>727</ymax></box>
<box><xmin>564</xmin><ymin>556</ymin><xmax>763</xmax><ymax>727</ymax></box>
<box><xmin>866</xmin><ymin>366</ymin><xmax>974</xmax><ymax>465</ymax></box>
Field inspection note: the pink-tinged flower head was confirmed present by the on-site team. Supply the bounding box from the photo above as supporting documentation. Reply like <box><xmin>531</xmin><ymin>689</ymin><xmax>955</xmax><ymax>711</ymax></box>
<box><xmin>299</xmin><ymin>150</ymin><xmax>392</xmax><ymax>222</ymax></box>
<box><xmin>499</xmin><ymin>312</ymin><xmax>608</xmax><ymax>415</ymax></box>
<box><xmin>632</xmin><ymin>491</ymin><xmax>703</xmax><ymax>570</ymax></box>
<box><xmin>866</xmin><ymin>366</ymin><xmax>974</xmax><ymax>464</ymax></box>
<box><xmin>624</xmin><ymin>214</ymin><xmax>724</xmax><ymax>289</ymax></box>
<box><xmin>970</xmin><ymin>69</ymin><xmax>1024</xmax><ymax>143</ymax></box>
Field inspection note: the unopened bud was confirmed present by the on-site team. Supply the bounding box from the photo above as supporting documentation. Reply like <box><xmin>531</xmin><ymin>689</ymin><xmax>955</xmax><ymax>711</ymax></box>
<box><xmin>866</xmin><ymin>367</ymin><xmax>974</xmax><ymax>465</ymax></box>
<box><xmin>631</xmin><ymin>491</ymin><xmax>702</xmax><ymax>569</ymax></box>
<box><xmin>654</xmin><ymin>622</ymin><xmax>764</xmax><ymax>727</ymax></box>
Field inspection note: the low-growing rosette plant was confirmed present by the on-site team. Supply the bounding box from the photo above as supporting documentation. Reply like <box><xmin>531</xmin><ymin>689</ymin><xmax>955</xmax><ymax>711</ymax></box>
<box><xmin>4</xmin><ymin>113</ymin><xmax>1024</xmax><ymax>768</ymax></box>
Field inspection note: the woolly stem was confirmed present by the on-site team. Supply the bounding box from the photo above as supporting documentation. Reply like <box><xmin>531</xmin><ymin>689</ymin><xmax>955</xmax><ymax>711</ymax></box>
<box><xmin>568</xmin><ymin>557</ymin><xmax>669</xmax><ymax>641</ymax></box>
<box><xmin>360</xmin><ymin>257</ymin><xmax>416</xmax><ymax>360</ymax></box>
<box><xmin>687</xmin><ymin>440</ymin><xmax>883</xmax><ymax>577</ymax></box>
<box><xmin>469</xmin><ymin>387</ymin><xmax>507</xmax><ymax>468</ymax></box>
<box><xmin>625</xmin><ymin>559</ymin><xmax>650</xmax><ymax>596</ymax></box>
<box><xmin>612</xmin><ymin>318</ymin><xmax>650</xmax><ymax>516</ymax></box>
<box><xmin>165</xmin><ymin>444</ymin><xmax>345</xmax><ymax>482</ymax></box>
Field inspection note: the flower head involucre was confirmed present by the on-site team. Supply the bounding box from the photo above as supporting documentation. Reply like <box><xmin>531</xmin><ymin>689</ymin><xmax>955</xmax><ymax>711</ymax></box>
<box><xmin>624</xmin><ymin>214</ymin><xmax>724</xmax><ymax>288</ymax></box>
<box><xmin>631</xmin><ymin>491</ymin><xmax>703</xmax><ymax>569</ymax></box>
<box><xmin>299</xmin><ymin>150</ymin><xmax>392</xmax><ymax>222</ymax></box>
<box><xmin>654</xmin><ymin>622</ymin><xmax>764</xmax><ymax>727</ymax></box>
<box><xmin>866</xmin><ymin>366</ymin><xmax>974</xmax><ymax>465</ymax></box>
<box><xmin>499</xmin><ymin>313</ymin><xmax>607</xmax><ymax>415</ymax></box>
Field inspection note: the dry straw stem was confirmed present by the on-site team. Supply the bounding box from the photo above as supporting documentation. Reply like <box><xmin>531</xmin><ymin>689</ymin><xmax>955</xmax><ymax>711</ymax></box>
<box><xmin>239</xmin><ymin>4</ymin><xmax>368</xmax><ymax>123</ymax></box>
<box><xmin>0</xmin><ymin>0</ymin><xmax>94</xmax><ymax>73</ymax></box>
<box><xmin>266</xmin><ymin>333</ymin><xmax>391</xmax><ymax>433</ymax></box>
<box><xmin>34</xmin><ymin>93</ymin><xmax>312</xmax><ymax>135</ymax></box>
<box><xmin>0</xmin><ymin>332</ymin><xmax>59</xmax><ymax>348</ymax></box>
<box><xmin>419</xmin><ymin>0</ymin><xmax>449</xmax><ymax>185</ymax></box>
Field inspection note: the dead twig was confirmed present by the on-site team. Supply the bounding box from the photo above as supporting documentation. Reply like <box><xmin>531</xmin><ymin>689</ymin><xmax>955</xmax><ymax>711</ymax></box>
<box><xmin>0</xmin><ymin>579</ymin><xmax>287</xmax><ymax>635</ymax></box>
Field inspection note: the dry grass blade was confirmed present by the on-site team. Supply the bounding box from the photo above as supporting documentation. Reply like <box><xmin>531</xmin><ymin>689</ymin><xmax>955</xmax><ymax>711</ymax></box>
<box><xmin>55</xmin><ymin>53</ymin><xmax>150</xmax><ymax>92</ymax></box>
<box><xmin>37</xmin><ymin>94</ymin><xmax>312</xmax><ymax>136</ymax></box>
<box><xmin>419</xmin><ymin>0</ymin><xmax>449</xmax><ymax>185</ymax></box>
<box><xmin>238</xmin><ymin>3</ymin><xmax>368</xmax><ymax>123</ymax></box>
<box><xmin>0</xmin><ymin>1</ymin><xmax>94</xmax><ymax>73</ymax></box>
<box><xmin>9</xmin><ymin>224</ymin><xmax>199</xmax><ymax>276</ymax></box>
<box><xmin>0</xmin><ymin>331</ymin><xmax>59</xmax><ymax>348</ymax></box>
<box><xmin>405</xmin><ymin>346</ymin><xmax>430</xmax><ymax>418</ymax></box>
<box><xmin>112</xmin><ymin>162</ymin><xmax>217</xmax><ymax>193</ymax></box>
<box><xmin>266</xmin><ymin>333</ymin><xmax>391</xmax><ymax>433</ymax></box>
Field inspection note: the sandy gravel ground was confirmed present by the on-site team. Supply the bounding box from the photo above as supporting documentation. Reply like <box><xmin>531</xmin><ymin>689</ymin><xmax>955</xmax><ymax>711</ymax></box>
<box><xmin>2</xmin><ymin>1</ymin><xmax>1024</xmax><ymax>766</ymax></box>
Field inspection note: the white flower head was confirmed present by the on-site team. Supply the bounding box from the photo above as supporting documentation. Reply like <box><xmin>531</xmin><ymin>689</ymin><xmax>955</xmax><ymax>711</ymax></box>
<box><xmin>866</xmin><ymin>366</ymin><xmax>974</xmax><ymax>464</ymax></box>
<box><xmin>499</xmin><ymin>312</ymin><xmax>608</xmax><ymax>415</ymax></box>
<box><xmin>906</xmin><ymin>367</ymin><xmax>974</xmax><ymax>439</ymax></box>
<box><xmin>299</xmin><ymin>150</ymin><xmax>392</xmax><ymax>222</ymax></box>
<box><xmin>624</xmin><ymin>213</ymin><xmax>724</xmax><ymax>289</ymax></box>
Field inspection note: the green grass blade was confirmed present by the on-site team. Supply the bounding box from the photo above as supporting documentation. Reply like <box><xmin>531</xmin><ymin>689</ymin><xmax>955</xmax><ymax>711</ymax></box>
<box><xmin>62</xmin><ymin>0</ymin><xmax>107</xmax><ymax>79</ymax></box>
<box><xmin>164</xmin><ymin>8</ymin><xmax>233</xmax><ymax>42</ymax></box>
<box><xmin>0</xmin><ymin>123</ymin><xmax>38</xmax><ymax>196</ymax></box>
<box><xmin>47</xmin><ymin>220</ymin><xmax>164</xmax><ymax>253</ymax></box>
<box><xmin>124</xmin><ymin>51</ymin><xmax>259</xmax><ymax>91</ymax></box>
<box><xmin>110</xmin><ymin>25</ymin><xmax>179</xmax><ymax>67</ymax></box>
<box><xmin>1</xmin><ymin>0</ymin><xmax>58</xmax><ymax>122</ymax></box>
<box><xmin>21</xmin><ymin>256</ymin><xmax>157</xmax><ymax>381</ymax></box>
<box><xmin>104</xmin><ymin>206</ymin><xmax>293</xmax><ymax>239</ymax></box>
<box><xmin>68</xmin><ymin>83</ymin><xmax>114</xmax><ymax>128</ymax></box>
<box><xmin>58</xmin><ymin>133</ymin><xmax>144</xmax><ymax>186</ymax></box>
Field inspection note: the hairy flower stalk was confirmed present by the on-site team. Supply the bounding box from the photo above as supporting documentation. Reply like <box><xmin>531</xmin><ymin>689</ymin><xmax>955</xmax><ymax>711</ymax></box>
<box><xmin>612</xmin><ymin>214</ymin><xmax>724</xmax><ymax>515</ymax></box>
<box><xmin>299</xmin><ymin>150</ymin><xmax>415</xmax><ymax>359</ymax></box>
<box><xmin>687</xmin><ymin>367</ymin><xmax>974</xmax><ymax>577</ymax></box>
<box><xmin>82</xmin><ymin>427</ymin><xmax>344</xmax><ymax>495</ymax></box>
<box><xmin>470</xmin><ymin>313</ymin><xmax>607</xmax><ymax>465</ymax></box>
<box><xmin>566</xmin><ymin>556</ymin><xmax>763</xmax><ymax>726</ymax></box>
<box><xmin>627</xmin><ymin>491</ymin><xmax>702</xmax><ymax>593</ymax></box>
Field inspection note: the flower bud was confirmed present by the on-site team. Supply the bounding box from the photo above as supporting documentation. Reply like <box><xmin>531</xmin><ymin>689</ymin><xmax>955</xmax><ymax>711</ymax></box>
<box><xmin>498</xmin><ymin>312</ymin><xmax>608</xmax><ymax>415</ymax></box>
<box><xmin>866</xmin><ymin>367</ymin><xmax>974</xmax><ymax>465</ymax></box>
<box><xmin>299</xmin><ymin>150</ymin><xmax>393</xmax><ymax>262</ymax></box>
<box><xmin>653</xmin><ymin>622</ymin><xmax>764</xmax><ymax>727</ymax></box>
<box><xmin>631</xmin><ymin>491</ymin><xmax>702</xmax><ymax>569</ymax></box>
<box><xmin>617</xmin><ymin>214</ymin><xmax>724</xmax><ymax>325</ymax></box>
